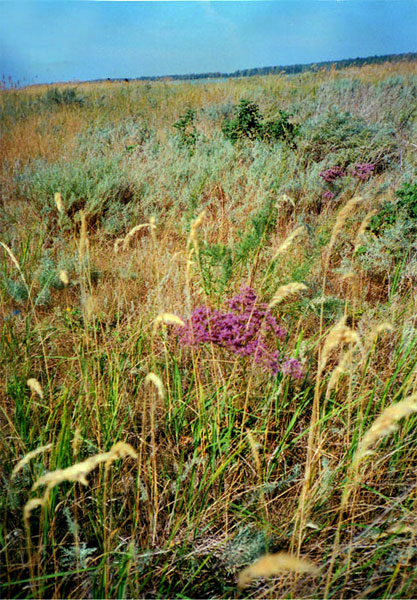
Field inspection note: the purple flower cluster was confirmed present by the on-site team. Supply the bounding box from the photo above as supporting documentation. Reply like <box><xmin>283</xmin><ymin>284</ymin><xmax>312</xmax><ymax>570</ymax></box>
<box><xmin>322</xmin><ymin>190</ymin><xmax>336</xmax><ymax>200</ymax></box>
<box><xmin>351</xmin><ymin>163</ymin><xmax>375</xmax><ymax>181</ymax></box>
<box><xmin>319</xmin><ymin>166</ymin><xmax>346</xmax><ymax>183</ymax></box>
<box><xmin>177</xmin><ymin>287</ymin><xmax>303</xmax><ymax>379</ymax></box>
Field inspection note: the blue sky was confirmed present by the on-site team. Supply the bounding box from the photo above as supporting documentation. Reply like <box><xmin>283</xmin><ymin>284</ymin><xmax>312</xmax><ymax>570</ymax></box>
<box><xmin>0</xmin><ymin>1</ymin><xmax>416</xmax><ymax>85</ymax></box>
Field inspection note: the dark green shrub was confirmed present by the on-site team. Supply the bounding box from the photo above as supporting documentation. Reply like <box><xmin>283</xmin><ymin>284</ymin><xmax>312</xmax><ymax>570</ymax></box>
<box><xmin>173</xmin><ymin>108</ymin><xmax>198</xmax><ymax>151</ymax></box>
<box><xmin>222</xmin><ymin>99</ymin><xmax>263</xmax><ymax>142</ymax></box>
<box><xmin>222</xmin><ymin>99</ymin><xmax>297</xmax><ymax>144</ymax></box>
<box><xmin>369</xmin><ymin>201</ymin><xmax>398</xmax><ymax>236</ymax></box>
<box><xmin>261</xmin><ymin>110</ymin><xmax>297</xmax><ymax>144</ymax></box>
<box><xmin>396</xmin><ymin>181</ymin><xmax>417</xmax><ymax>219</ymax></box>
<box><xmin>369</xmin><ymin>180</ymin><xmax>417</xmax><ymax>236</ymax></box>
<box><xmin>44</xmin><ymin>87</ymin><xmax>84</xmax><ymax>107</ymax></box>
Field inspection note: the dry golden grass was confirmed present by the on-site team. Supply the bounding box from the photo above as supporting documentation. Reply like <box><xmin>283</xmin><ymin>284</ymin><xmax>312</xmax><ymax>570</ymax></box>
<box><xmin>353</xmin><ymin>394</ymin><xmax>417</xmax><ymax>466</ymax></box>
<box><xmin>12</xmin><ymin>443</ymin><xmax>52</xmax><ymax>478</ymax></box>
<box><xmin>31</xmin><ymin>441</ymin><xmax>138</xmax><ymax>493</ymax></box>
<box><xmin>238</xmin><ymin>552</ymin><xmax>319</xmax><ymax>589</ymax></box>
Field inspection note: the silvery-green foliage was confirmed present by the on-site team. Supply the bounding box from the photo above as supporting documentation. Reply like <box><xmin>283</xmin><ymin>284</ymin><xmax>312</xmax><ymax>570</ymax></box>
<box><xmin>358</xmin><ymin>218</ymin><xmax>417</xmax><ymax>280</ymax></box>
<box><xmin>2</xmin><ymin>278</ymin><xmax>28</xmax><ymax>303</ymax></box>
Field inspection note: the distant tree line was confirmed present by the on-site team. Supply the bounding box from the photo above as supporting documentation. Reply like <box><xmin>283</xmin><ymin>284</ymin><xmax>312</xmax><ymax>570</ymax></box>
<box><xmin>99</xmin><ymin>52</ymin><xmax>417</xmax><ymax>84</ymax></box>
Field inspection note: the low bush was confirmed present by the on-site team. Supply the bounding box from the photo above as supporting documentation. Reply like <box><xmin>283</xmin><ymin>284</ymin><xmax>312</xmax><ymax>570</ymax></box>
<box><xmin>222</xmin><ymin>99</ymin><xmax>297</xmax><ymax>144</ymax></box>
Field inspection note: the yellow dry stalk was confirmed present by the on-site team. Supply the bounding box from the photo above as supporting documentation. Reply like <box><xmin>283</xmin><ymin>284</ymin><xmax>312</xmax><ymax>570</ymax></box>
<box><xmin>31</xmin><ymin>441</ymin><xmax>138</xmax><ymax>492</ymax></box>
<box><xmin>0</xmin><ymin>241</ymin><xmax>21</xmax><ymax>271</ymax></box>
<box><xmin>145</xmin><ymin>372</ymin><xmax>165</xmax><ymax>400</ymax></box>
<box><xmin>269</xmin><ymin>282</ymin><xmax>307</xmax><ymax>308</ymax></box>
<box><xmin>113</xmin><ymin>238</ymin><xmax>124</xmax><ymax>253</ymax></box>
<box><xmin>271</xmin><ymin>226</ymin><xmax>305</xmax><ymax>260</ymax></box>
<box><xmin>27</xmin><ymin>378</ymin><xmax>44</xmax><ymax>399</ymax></box>
<box><xmin>238</xmin><ymin>552</ymin><xmax>319</xmax><ymax>589</ymax></box>
<box><xmin>54</xmin><ymin>192</ymin><xmax>64</xmax><ymax>214</ymax></box>
<box><xmin>319</xmin><ymin>317</ymin><xmax>360</xmax><ymax>376</ymax></box>
<box><xmin>327</xmin><ymin>196</ymin><xmax>362</xmax><ymax>257</ymax></box>
<box><xmin>353</xmin><ymin>395</ymin><xmax>417</xmax><ymax>466</ymax></box>
<box><xmin>78</xmin><ymin>210</ymin><xmax>89</xmax><ymax>261</ymax></box>
<box><xmin>353</xmin><ymin>209</ymin><xmax>378</xmax><ymax>253</ymax></box>
<box><xmin>325</xmin><ymin>348</ymin><xmax>354</xmax><ymax>400</ymax></box>
<box><xmin>365</xmin><ymin>321</ymin><xmax>393</xmax><ymax>349</ymax></box>
<box><xmin>188</xmin><ymin>210</ymin><xmax>206</xmax><ymax>251</ymax></box>
<box><xmin>276</xmin><ymin>193</ymin><xmax>295</xmax><ymax>208</ymax></box>
<box><xmin>153</xmin><ymin>312</ymin><xmax>185</xmax><ymax>335</ymax></box>
<box><xmin>71</xmin><ymin>427</ymin><xmax>83</xmax><ymax>458</ymax></box>
<box><xmin>12</xmin><ymin>444</ymin><xmax>53</xmax><ymax>478</ymax></box>
<box><xmin>122</xmin><ymin>223</ymin><xmax>153</xmax><ymax>250</ymax></box>
<box><xmin>59</xmin><ymin>269</ymin><xmax>69</xmax><ymax>285</ymax></box>
<box><xmin>23</xmin><ymin>498</ymin><xmax>44</xmax><ymax>528</ymax></box>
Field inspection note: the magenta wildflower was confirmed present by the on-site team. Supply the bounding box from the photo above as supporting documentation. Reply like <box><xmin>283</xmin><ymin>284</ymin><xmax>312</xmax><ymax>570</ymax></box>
<box><xmin>322</xmin><ymin>190</ymin><xmax>335</xmax><ymax>200</ymax></box>
<box><xmin>351</xmin><ymin>163</ymin><xmax>375</xmax><ymax>181</ymax></box>
<box><xmin>319</xmin><ymin>166</ymin><xmax>346</xmax><ymax>183</ymax></box>
<box><xmin>177</xmin><ymin>287</ymin><xmax>303</xmax><ymax>379</ymax></box>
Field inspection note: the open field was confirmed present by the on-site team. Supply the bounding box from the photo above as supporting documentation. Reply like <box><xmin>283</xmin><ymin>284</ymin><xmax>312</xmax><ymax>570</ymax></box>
<box><xmin>1</xmin><ymin>60</ymin><xmax>417</xmax><ymax>598</ymax></box>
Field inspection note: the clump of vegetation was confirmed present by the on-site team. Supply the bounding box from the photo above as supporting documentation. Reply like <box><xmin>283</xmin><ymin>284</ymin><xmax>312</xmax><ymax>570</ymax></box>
<box><xmin>43</xmin><ymin>86</ymin><xmax>84</xmax><ymax>107</ymax></box>
<box><xmin>173</xmin><ymin>107</ymin><xmax>199</xmax><ymax>151</ymax></box>
<box><xmin>299</xmin><ymin>108</ymin><xmax>398</xmax><ymax>168</ymax></box>
<box><xmin>222</xmin><ymin>98</ymin><xmax>297</xmax><ymax>144</ymax></box>
<box><xmin>369</xmin><ymin>180</ymin><xmax>417</xmax><ymax>236</ymax></box>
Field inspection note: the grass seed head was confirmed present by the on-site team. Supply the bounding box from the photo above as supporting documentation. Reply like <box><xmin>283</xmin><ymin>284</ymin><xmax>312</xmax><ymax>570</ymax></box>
<box><xmin>23</xmin><ymin>498</ymin><xmax>44</xmax><ymax>526</ymax></box>
<box><xmin>272</xmin><ymin>226</ymin><xmax>305</xmax><ymax>260</ymax></box>
<box><xmin>238</xmin><ymin>552</ymin><xmax>319</xmax><ymax>589</ymax></box>
<box><xmin>27</xmin><ymin>378</ymin><xmax>44</xmax><ymax>399</ymax></box>
<box><xmin>353</xmin><ymin>395</ymin><xmax>417</xmax><ymax>465</ymax></box>
<box><xmin>54</xmin><ymin>192</ymin><xmax>64</xmax><ymax>214</ymax></box>
<box><xmin>269</xmin><ymin>282</ymin><xmax>307</xmax><ymax>308</ymax></box>
<box><xmin>31</xmin><ymin>441</ymin><xmax>138</xmax><ymax>492</ymax></box>
<box><xmin>153</xmin><ymin>312</ymin><xmax>185</xmax><ymax>334</ymax></box>
<box><xmin>327</xmin><ymin>196</ymin><xmax>362</xmax><ymax>258</ymax></box>
<box><xmin>122</xmin><ymin>223</ymin><xmax>152</xmax><ymax>250</ymax></box>
<box><xmin>145</xmin><ymin>372</ymin><xmax>165</xmax><ymax>400</ymax></box>
<box><xmin>12</xmin><ymin>443</ymin><xmax>53</xmax><ymax>478</ymax></box>
<box><xmin>319</xmin><ymin>317</ymin><xmax>360</xmax><ymax>376</ymax></box>
<box><xmin>354</xmin><ymin>209</ymin><xmax>378</xmax><ymax>253</ymax></box>
<box><xmin>59</xmin><ymin>269</ymin><xmax>69</xmax><ymax>285</ymax></box>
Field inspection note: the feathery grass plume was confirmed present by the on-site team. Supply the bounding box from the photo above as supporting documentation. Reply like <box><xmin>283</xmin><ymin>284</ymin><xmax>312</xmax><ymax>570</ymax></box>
<box><xmin>113</xmin><ymin>238</ymin><xmax>124</xmax><ymax>254</ymax></box>
<box><xmin>246</xmin><ymin>431</ymin><xmax>261</xmax><ymax>472</ymax></box>
<box><xmin>353</xmin><ymin>395</ymin><xmax>417</xmax><ymax>466</ymax></box>
<box><xmin>153</xmin><ymin>312</ymin><xmax>185</xmax><ymax>335</ymax></box>
<box><xmin>188</xmin><ymin>209</ymin><xmax>206</xmax><ymax>252</ymax></box>
<box><xmin>276</xmin><ymin>193</ymin><xmax>295</xmax><ymax>208</ymax></box>
<box><xmin>365</xmin><ymin>322</ymin><xmax>393</xmax><ymax>348</ymax></box>
<box><xmin>0</xmin><ymin>241</ymin><xmax>21</xmax><ymax>271</ymax></box>
<box><xmin>145</xmin><ymin>372</ymin><xmax>165</xmax><ymax>400</ymax></box>
<box><xmin>71</xmin><ymin>428</ymin><xmax>82</xmax><ymax>458</ymax></box>
<box><xmin>59</xmin><ymin>269</ymin><xmax>69</xmax><ymax>285</ymax></box>
<box><xmin>325</xmin><ymin>348</ymin><xmax>354</xmax><ymax>400</ymax></box>
<box><xmin>327</xmin><ymin>196</ymin><xmax>362</xmax><ymax>259</ymax></box>
<box><xmin>122</xmin><ymin>223</ymin><xmax>152</xmax><ymax>250</ymax></box>
<box><xmin>23</xmin><ymin>498</ymin><xmax>44</xmax><ymax>527</ymax></box>
<box><xmin>32</xmin><ymin>441</ymin><xmax>138</xmax><ymax>492</ymax></box>
<box><xmin>319</xmin><ymin>317</ymin><xmax>360</xmax><ymax>377</ymax></box>
<box><xmin>353</xmin><ymin>209</ymin><xmax>378</xmax><ymax>253</ymax></box>
<box><xmin>12</xmin><ymin>444</ymin><xmax>53</xmax><ymax>478</ymax></box>
<box><xmin>238</xmin><ymin>552</ymin><xmax>319</xmax><ymax>589</ymax></box>
<box><xmin>271</xmin><ymin>226</ymin><xmax>305</xmax><ymax>260</ymax></box>
<box><xmin>27</xmin><ymin>378</ymin><xmax>44</xmax><ymax>399</ymax></box>
<box><xmin>269</xmin><ymin>282</ymin><xmax>307</xmax><ymax>308</ymax></box>
<box><xmin>54</xmin><ymin>192</ymin><xmax>64</xmax><ymax>214</ymax></box>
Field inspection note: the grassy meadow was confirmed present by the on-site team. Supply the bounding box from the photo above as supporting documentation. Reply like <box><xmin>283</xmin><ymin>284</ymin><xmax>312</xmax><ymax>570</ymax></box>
<box><xmin>1</xmin><ymin>60</ymin><xmax>417</xmax><ymax>598</ymax></box>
